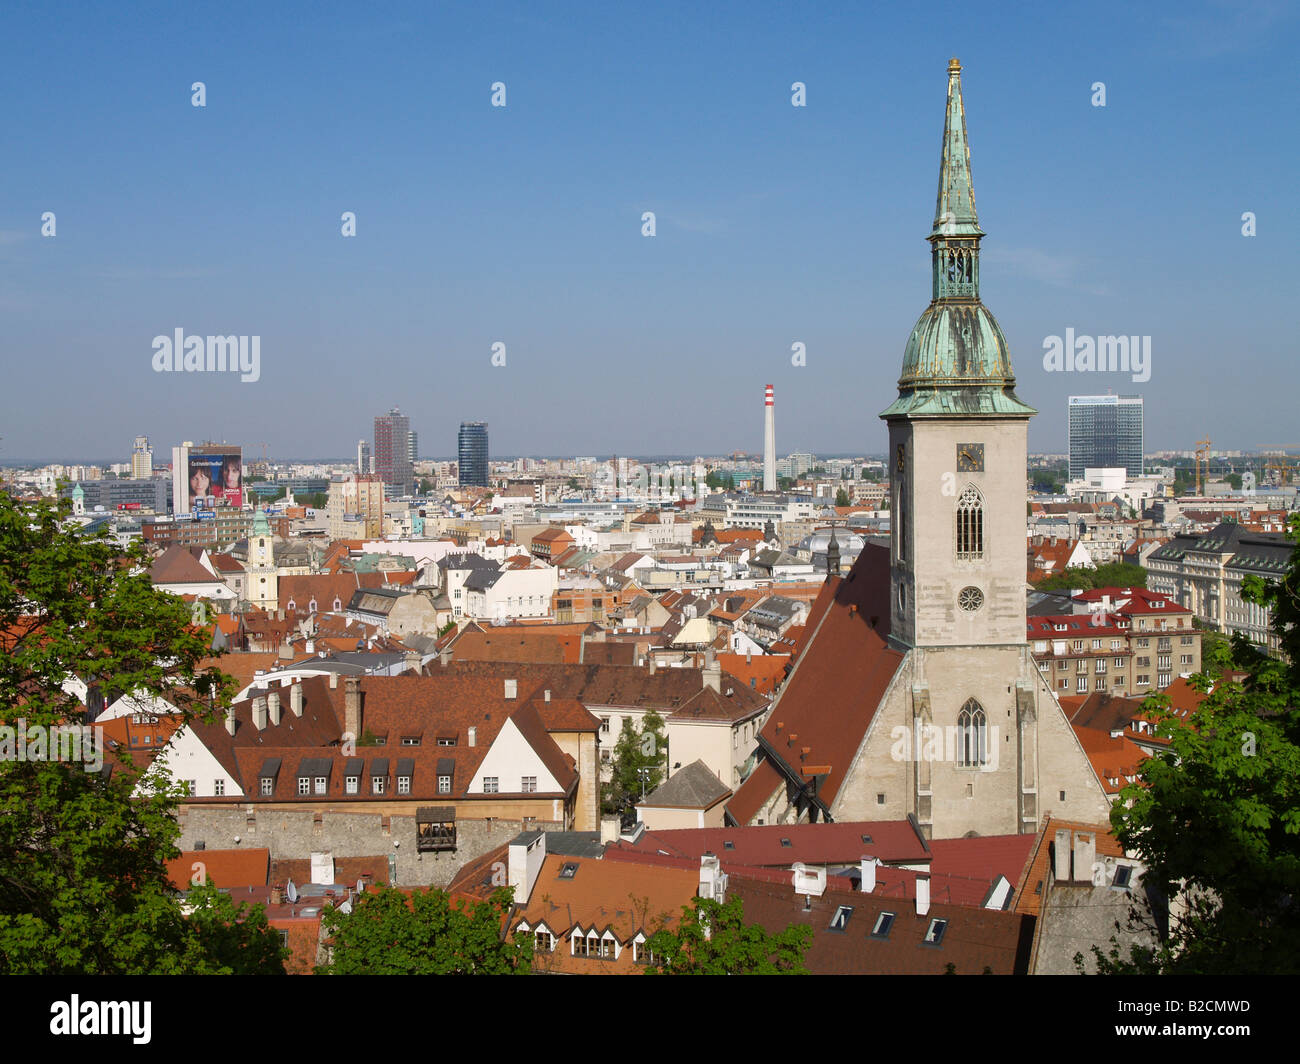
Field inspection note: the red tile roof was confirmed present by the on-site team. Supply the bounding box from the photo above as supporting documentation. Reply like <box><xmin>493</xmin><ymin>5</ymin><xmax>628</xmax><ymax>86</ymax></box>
<box><xmin>729</xmin><ymin>545</ymin><xmax>900</xmax><ymax>820</ymax></box>
<box><xmin>166</xmin><ymin>848</ymin><xmax>271</xmax><ymax>890</ymax></box>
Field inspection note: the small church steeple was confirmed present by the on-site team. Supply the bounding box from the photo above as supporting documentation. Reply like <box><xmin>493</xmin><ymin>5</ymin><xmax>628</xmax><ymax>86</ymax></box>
<box><xmin>826</xmin><ymin>528</ymin><xmax>841</xmax><ymax>577</ymax></box>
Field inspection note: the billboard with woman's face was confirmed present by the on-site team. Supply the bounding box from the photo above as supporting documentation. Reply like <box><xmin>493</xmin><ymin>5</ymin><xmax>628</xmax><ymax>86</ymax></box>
<box><xmin>187</xmin><ymin>446</ymin><xmax>242</xmax><ymax>507</ymax></box>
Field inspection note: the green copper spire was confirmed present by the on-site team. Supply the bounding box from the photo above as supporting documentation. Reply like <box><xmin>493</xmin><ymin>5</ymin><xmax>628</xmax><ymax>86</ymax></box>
<box><xmin>881</xmin><ymin>58</ymin><xmax>1035</xmax><ymax>420</ymax></box>
<box><xmin>251</xmin><ymin>507</ymin><xmax>271</xmax><ymax>536</ymax></box>
<box><xmin>932</xmin><ymin>58</ymin><xmax>983</xmax><ymax>244</ymax></box>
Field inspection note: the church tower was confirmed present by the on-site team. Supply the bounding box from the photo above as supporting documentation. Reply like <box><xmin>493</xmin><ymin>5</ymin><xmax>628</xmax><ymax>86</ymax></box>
<box><xmin>881</xmin><ymin>58</ymin><xmax>1036</xmax><ymax>650</ymax></box>
<box><xmin>247</xmin><ymin>508</ymin><xmax>278</xmax><ymax>611</ymax></box>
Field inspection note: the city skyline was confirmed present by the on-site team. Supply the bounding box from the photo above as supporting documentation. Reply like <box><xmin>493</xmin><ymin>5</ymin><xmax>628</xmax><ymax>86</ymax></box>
<box><xmin>2</xmin><ymin>3</ymin><xmax>1294</xmax><ymax>460</ymax></box>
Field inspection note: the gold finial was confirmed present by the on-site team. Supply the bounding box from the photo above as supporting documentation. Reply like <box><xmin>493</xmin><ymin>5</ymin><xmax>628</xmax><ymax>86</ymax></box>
<box><xmin>948</xmin><ymin>57</ymin><xmax>961</xmax><ymax>74</ymax></box>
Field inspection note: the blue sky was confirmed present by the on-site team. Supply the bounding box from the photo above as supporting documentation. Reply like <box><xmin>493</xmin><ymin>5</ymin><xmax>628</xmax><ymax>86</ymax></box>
<box><xmin>1</xmin><ymin>0</ymin><xmax>1295</xmax><ymax>463</ymax></box>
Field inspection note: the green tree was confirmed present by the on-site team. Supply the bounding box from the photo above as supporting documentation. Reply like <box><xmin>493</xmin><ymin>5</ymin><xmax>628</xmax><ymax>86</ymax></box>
<box><xmin>835</xmin><ymin>488</ymin><xmax>850</xmax><ymax>507</ymax></box>
<box><xmin>1038</xmin><ymin>562</ymin><xmax>1147</xmax><ymax>592</ymax></box>
<box><xmin>601</xmin><ymin>710</ymin><xmax>667</xmax><ymax>819</ymax></box>
<box><xmin>1087</xmin><ymin>514</ymin><xmax>1300</xmax><ymax>974</ymax></box>
<box><xmin>318</xmin><ymin>884</ymin><xmax>531</xmax><ymax>974</ymax></box>
<box><xmin>0</xmin><ymin>490</ymin><xmax>284</xmax><ymax>973</ymax></box>
<box><xmin>1224</xmin><ymin>472</ymin><xmax>1242</xmax><ymax>490</ymax></box>
<box><xmin>645</xmin><ymin>895</ymin><xmax>813</xmax><ymax>974</ymax></box>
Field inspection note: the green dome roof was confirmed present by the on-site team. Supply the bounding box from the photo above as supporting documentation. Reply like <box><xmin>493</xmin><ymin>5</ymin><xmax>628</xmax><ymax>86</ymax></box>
<box><xmin>899</xmin><ymin>301</ymin><xmax>1012</xmax><ymax>388</ymax></box>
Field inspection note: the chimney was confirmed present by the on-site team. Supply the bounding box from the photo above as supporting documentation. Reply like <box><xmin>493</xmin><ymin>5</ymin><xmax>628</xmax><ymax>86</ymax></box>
<box><xmin>468</xmin><ymin>725</ymin><xmax>477</xmax><ymax>748</ymax></box>
<box><xmin>225</xmin><ymin>705</ymin><xmax>236</xmax><ymax>737</ymax></box>
<box><xmin>1054</xmin><ymin>828</ymin><xmax>1073</xmax><ymax>882</ymax></box>
<box><xmin>329</xmin><ymin>673</ymin><xmax>339</xmax><ymax>690</ymax></box>
<box><xmin>746</xmin><ymin>648</ymin><xmax>752</xmax><ymax>666</ymax></box>
<box><xmin>544</xmin><ymin>689</ymin><xmax>551</xmax><ymax>703</ymax></box>
<box><xmin>270</xmin><ymin>884</ymin><xmax>284</xmax><ymax>905</ymax></box>
<box><xmin>504</xmin><ymin>678</ymin><xmax>517</xmax><ymax>700</ymax></box>
<box><xmin>1074</xmin><ymin>831</ymin><xmax>1096</xmax><ymax>885</ymax></box>
<box><xmin>648</xmin><ymin>657</ymin><xmax>657</xmax><ymax>675</ymax></box>
<box><xmin>439</xmin><ymin>646</ymin><xmax>453</xmax><ymax>667</ymax></box>
<box><xmin>344</xmin><ymin>676</ymin><xmax>362</xmax><ymax>740</ymax></box>
<box><xmin>859</xmin><ymin>856</ymin><xmax>877</xmax><ymax>894</ymax></box>
<box><xmin>915</xmin><ymin>874</ymin><xmax>931</xmax><ymax>917</ymax></box>
<box><xmin>277</xmin><ymin>608</ymin><xmax>285</xmax><ymax>621</ymax></box>
<box><xmin>405</xmin><ymin>650</ymin><xmax>421</xmax><ymax>675</ymax></box>
<box><xmin>268</xmin><ymin>691</ymin><xmax>282</xmax><ymax>726</ymax></box>
<box><xmin>508</xmin><ymin>831</ymin><xmax>546</xmax><ymax>905</ymax></box>
<box><xmin>290</xmin><ymin>682</ymin><xmax>304</xmax><ymax>717</ymax></box>
<box><xmin>278</xmin><ymin>640</ymin><xmax>294</xmax><ymax>661</ymax></box>
<box><xmin>252</xmin><ymin>696</ymin><xmax>268</xmax><ymax>731</ymax></box>
<box><xmin>703</xmin><ymin>655</ymin><xmax>721</xmax><ymax>694</ymax></box>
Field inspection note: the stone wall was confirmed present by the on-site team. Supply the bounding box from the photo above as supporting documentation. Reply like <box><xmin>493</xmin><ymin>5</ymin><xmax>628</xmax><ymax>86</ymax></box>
<box><xmin>177</xmin><ymin>808</ymin><xmax>561</xmax><ymax>887</ymax></box>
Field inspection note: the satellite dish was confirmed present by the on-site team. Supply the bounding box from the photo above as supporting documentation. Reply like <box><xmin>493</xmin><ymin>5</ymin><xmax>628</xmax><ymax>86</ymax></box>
<box><xmin>356</xmin><ymin>877</ymin><xmax>365</xmax><ymax>894</ymax></box>
<box><xmin>285</xmin><ymin>878</ymin><xmax>298</xmax><ymax>903</ymax></box>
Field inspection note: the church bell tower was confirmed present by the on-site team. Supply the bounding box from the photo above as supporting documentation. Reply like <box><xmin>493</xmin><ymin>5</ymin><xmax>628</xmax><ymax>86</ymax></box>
<box><xmin>881</xmin><ymin>58</ymin><xmax>1036</xmax><ymax>651</ymax></box>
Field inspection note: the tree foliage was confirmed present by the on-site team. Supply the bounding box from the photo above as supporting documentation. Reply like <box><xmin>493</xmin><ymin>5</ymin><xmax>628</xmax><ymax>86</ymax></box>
<box><xmin>644</xmin><ymin>895</ymin><xmax>813</xmax><ymax>974</ymax></box>
<box><xmin>1091</xmin><ymin>514</ymin><xmax>1300</xmax><ymax>974</ymax></box>
<box><xmin>0</xmin><ymin>490</ymin><xmax>284</xmax><ymax>973</ymax></box>
<box><xmin>1038</xmin><ymin>561</ymin><xmax>1147</xmax><ymax>592</ymax></box>
<box><xmin>317</xmin><ymin>884</ymin><xmax>531</xmax><ymax>974</ymax></box>
<box><xmin>600</xmin><ymin>710</ymin><xmax>666</xmax><ymax>819</ymax></box>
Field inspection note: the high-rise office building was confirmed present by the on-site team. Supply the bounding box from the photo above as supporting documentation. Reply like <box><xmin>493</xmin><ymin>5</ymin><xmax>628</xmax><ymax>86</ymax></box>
<box><xmin>374</xmin><ymin>408</ymin><xmax>414</xmax><ymax>495</ymax></box>
<box><xmin>357</xmin><ymin>439</ymin><xmax>371</xmax><ymax>474</ymax></box>
<box><xmin>131</xmin><ymin>435</ymin><xmax>153</xmax><ymax>479</ymax></box>
<box><xmin>1068</xmin><ymin>395</ymin><xmax>1143</xmax><ymax>479</ymax></box>
<box><xmin>408</xmin><ymin>431</ymin><xmax>418</xmax><ymax>464</ymax></box>
<box><xmin>458</xmin><ymin>422</ymin><xmax>489</xmax><ymax>487</ymax></box>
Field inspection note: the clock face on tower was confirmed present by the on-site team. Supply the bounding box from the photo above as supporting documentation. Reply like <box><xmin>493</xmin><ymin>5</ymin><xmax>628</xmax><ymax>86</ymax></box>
<box><xmin>956</xmin><ymin>443</ymin><xmax>984</xmax><ymax>472</ymax></box>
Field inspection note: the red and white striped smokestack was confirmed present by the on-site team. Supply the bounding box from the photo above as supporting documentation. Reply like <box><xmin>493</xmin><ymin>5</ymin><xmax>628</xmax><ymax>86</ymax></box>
<box><xmin>763</xmin><ymin>384</ymin><xmax>776</xmax><ymax>491</ymax></box>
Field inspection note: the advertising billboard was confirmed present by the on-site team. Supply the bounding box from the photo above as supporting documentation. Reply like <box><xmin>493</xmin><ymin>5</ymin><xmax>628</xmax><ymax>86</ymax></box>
<box><xmin>185</xmin><ymin>445</ymin><xmax>243</xmax><ymax>509</ymax></box>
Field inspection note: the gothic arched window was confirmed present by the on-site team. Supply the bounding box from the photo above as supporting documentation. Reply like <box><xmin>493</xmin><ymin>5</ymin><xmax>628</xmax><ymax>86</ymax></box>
<box><xmin>956</xmin><ymin>699</ymin><xmax>987</xmax><ymax>767</ymax></box>
<box><xmin>956</xmin><ymin>485</ymin><xmax>983</xmax><ymax>560</ymax></box>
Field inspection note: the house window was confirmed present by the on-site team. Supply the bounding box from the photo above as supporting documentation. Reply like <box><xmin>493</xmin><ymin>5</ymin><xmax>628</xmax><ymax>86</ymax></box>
<box><xmin>876</xmin><ymin>793</ymin><xmax>886</xmax><ymax>805</ymax></box>
<box><xmin>372</xmin><ymin>777</ymin><xmax>385</xmax><ymax>795</ymax></box>
<box><xmin>1091</xmin><ymin>639</ymin><xmax>1102</xmax><ymax>650</ymax></box>
<box><xmin>535</xmin><ymin>930</ymin><xmax>553</xmax><ymax>952</ymax></box>
<box><xmin>278</xmin><ymin>929</ymin><xmax>290</xmax><ymax>949</ymax></box>
<box><xmin>1114</xmin><ymin>657</ymin><xmax>1125</xmax><ymax>668</ymax></box>
<box><xmin>870</xmin><ymin>912</ymin><xmax>895</xmax><ymax>939</ymax></box>
<box><xmin>573</xmin><ymin>933</ymin><xmax>590</xmax><ymax>957</ymax></box>
<box><xmin>437</xmin><ymin>737</ymin><xmax>456</xmax><ymax>746</ymax></box>
<box><xmin>600</xmin><ymin>717</ymin><xmax>610</xmax><ymax>735</ymax></box>
<box><xmin>521</xmin><ymin>777</ymin><xmax>537</xmax><ymax>793</ymax></box>
<box><xmin>401</xmin><ymin>737</ymin><xmax>421</xmax><ymax>746</ymax></box>
<box><xmin>345</xmin><ymin>776</ymin><xmax>358</xmax><ymax>795</ymax></box>
<box><xmin>397</xmin><ymin>776</ymin><xmax>411</xmax><ymax>795</ymax></box>
<box><xmin>955</xmin><ymin>486</ymin><xmax>983</xmax><ymax>559</ymax></box>
<box><xmin>923</xmin><ymin>918</ymin><xmax>948</xmax><ymax>946</ymax></box>
<box><xmin>829</xmin><ymin>905</ymin><xmax>853</xmax><ymax>932</ymax></box>
<box><xmin>261</xmin><ymin>778</ymin><xmax>274</xmax><ymax>796</ymax></box>
<box><xmin>955</xmin><ymin>699</ymin><xmax>987</xmax><ymax>767</ymax></box>
<box><xmin>314</xmin><ymin>776</ymin><xmax>327</xmax><ymax>795</ymax></box>
<box><xmin>297</xmin><ymin>777</ymin><xmax>310</xmax><ymax>796</ymax></box>
<box><xmin>483</xmin><ymin>777</ymin><xmax>499</xmax><ymax>794</ymax></box>
<box><xmin>633</xmin><ymin>939</ymin><xmax>654</xmax><ymax>964</ymax></box>
<box><xmin>213</xmin><ymin>779</ymin><xmax>225</xmax><ymax>797</ymax></box>
<box><xmin>438</xmin><ymin>775</ymin><xmax>451</xmax><ymax>794</ymax></box>
<box><xmin>1076</xmin><ymin>676</ymin><xmax>1088</xmax><ymax>692</ymax></box>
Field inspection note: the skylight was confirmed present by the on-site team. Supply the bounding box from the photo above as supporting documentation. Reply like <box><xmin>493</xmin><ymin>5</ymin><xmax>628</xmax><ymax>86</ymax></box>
<box><xmin>871</xmin><ymin>912</ymin><xmax>895</xmax><ymax>939</ymax></box>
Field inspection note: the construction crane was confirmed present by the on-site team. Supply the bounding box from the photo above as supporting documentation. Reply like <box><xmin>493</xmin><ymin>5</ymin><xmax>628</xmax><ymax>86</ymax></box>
<box><xmin>1264</xmin><ymin>457</ymin><xmax>1296</xmax><ymax>487</ymax></box>
<box><xmin>1194</xmin><ymin>437</ymin><xmax>1212</xmax><ymax>495</ymax></box>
